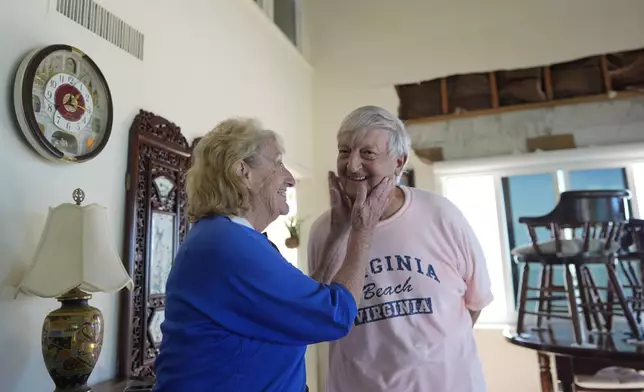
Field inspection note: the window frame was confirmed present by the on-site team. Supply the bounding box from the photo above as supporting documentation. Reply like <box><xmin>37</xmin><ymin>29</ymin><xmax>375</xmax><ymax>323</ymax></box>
<box><xmin>253</xmin><ymin>0</ymin><xmax>302</xmax><ymax>50</ymax></box>
<box><xmin>433</xmin><ymin>142</ymin><xmax>644</xmax><ymax>326</ymax></box>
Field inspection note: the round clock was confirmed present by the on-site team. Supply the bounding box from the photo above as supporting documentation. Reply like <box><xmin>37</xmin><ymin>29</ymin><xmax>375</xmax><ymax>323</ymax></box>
<box><xmin>13</xmin><ymin>44</ymin><xmax>113</xmax><ymax>163</ymax></box>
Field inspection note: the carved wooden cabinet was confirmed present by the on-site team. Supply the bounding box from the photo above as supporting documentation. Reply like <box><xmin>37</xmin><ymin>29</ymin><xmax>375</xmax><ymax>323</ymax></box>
<box><xmin>118</xmin><ymin>110</ymin><xmax>192</xmax><ymax>381</ymax></box>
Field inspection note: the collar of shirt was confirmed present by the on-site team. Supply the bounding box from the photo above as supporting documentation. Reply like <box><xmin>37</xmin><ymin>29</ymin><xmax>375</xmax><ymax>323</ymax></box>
<box><xmin>227</xmin><ymin>215</ymin><xmax>255</xmax><ymax>231</ymax></box>
<box><xmin>227</xmin><ymin>215</ymin><xmax>281</xmax><ymax>253</ymax></box>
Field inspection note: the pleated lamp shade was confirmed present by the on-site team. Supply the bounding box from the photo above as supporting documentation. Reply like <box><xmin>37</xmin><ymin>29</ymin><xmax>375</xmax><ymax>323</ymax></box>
<box><xmin>17</xmin><ymin>201</ymin><xmax>133</xmax><ymax>298</ymax></box>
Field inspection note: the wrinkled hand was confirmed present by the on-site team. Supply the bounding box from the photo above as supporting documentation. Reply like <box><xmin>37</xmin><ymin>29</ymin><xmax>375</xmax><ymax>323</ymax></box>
<box><xmin>328</xmin><ymin>171</ymin><xmax>352</xmax><ymax>233</ymax></box>
<box><xmin>351</xmin><ymin>176</ymin><xmax>393</xmax><ymax>232</ymax></box>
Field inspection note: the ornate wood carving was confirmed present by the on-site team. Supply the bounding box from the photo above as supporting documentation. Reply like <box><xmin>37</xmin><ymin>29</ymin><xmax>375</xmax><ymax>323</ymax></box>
<box><xmin>118</xmin><ymin>109</ymin><xmax>191</xmax><ymax>381</ymax></box>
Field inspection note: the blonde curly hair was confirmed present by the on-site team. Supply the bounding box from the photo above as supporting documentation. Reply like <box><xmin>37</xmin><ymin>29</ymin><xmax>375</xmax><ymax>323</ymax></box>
<box><xmin>187</xmin><ymin>118</ymin><xmax>282</xmax><ymax>222</ymax></box>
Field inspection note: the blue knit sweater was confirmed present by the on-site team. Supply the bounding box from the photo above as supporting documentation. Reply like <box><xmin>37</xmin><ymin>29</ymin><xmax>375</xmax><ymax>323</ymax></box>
<box><xmin>153</xmin><ymin>215</ymin><xmax>356</xmax><ymax>391</ymax></box>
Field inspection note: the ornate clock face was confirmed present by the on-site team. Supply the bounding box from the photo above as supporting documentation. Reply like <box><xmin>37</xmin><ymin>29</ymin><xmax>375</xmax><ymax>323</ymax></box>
<box><xmin>13</xmin><ymin>44</ymin><xmax>113</xmax><ymax>163</ymax></box>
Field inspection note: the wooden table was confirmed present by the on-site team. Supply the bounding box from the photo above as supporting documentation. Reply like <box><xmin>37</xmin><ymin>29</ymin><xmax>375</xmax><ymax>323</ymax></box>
<box><xmin>504</xmin><ymin>322</ymin><xmax>644</xmax><ymax>392</ymax></box>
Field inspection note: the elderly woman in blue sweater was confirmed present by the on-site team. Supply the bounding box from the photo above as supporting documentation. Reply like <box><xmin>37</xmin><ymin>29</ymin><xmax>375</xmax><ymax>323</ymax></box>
<box><xmin>153</xmin><ymin>118</ymin><xmax>392</xmax><ymax>392</ymax></box>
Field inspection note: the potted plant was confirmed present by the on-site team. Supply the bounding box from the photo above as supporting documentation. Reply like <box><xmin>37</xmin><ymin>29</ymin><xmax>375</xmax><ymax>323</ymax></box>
<box><xmin>284</xmin><ymin>216</ymin><xmax>302</xmax><ymax>249</ymax></box>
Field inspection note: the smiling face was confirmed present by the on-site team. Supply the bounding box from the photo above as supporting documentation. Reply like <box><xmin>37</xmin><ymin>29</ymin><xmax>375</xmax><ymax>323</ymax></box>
<box><xmin>336</xmin><ymin>128</ymin><xmax>406</xmax><ymax>199</ymax></box>
<box><xmin>247</xmin><ymin>139</ymin><xmax>295</xmax><ymax>221</ymax></box>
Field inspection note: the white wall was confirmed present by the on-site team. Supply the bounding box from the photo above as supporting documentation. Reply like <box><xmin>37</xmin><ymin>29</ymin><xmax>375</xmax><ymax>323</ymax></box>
<box><xmin>304</xmin><ymin>1</ymin><xmax>644</xmax><ymax>391</ymax></box>
<box><xmin>309</xmin><ymin>0</ymin><xmax>644</xmax><ymax>87</ymax></box>
<box><xmin>0</xmin><ymin>1</ymin><xmax>314</xmax><ymax>391</ymax></box>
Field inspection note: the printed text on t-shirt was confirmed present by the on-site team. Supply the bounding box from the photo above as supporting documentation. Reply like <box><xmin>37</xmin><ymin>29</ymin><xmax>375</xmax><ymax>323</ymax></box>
<box><xmin>356</xmin><ymin>254</ymin><xmax>440</xmax><ymax>325</ymax></box>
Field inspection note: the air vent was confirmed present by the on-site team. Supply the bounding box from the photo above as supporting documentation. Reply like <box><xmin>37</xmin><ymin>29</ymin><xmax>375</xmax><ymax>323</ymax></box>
<box><xmin>55</xmin><ymin>0</ymin><xmax>144</xmax><ymax>60</ymax></box>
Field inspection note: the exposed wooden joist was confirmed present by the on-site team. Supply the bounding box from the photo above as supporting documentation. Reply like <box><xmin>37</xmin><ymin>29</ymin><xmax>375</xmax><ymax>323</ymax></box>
<box><xmin>543</xmin><ymin>66</ymin><xmax>553</xmax><ymax>101</ymax></box>
<box><xmin>489</xmin><ymin>72</ymin><xmax>499</xmax><ymax>108</ymax></box>
<box><xmin>440</xmin><ymin>78</ymin><xmax>448</xmax><ymax>114</ymax></box>
<box><xmin>600</xmin><ymin>55</ymin><xmax>612</xmax><ymax>93</ymax></box>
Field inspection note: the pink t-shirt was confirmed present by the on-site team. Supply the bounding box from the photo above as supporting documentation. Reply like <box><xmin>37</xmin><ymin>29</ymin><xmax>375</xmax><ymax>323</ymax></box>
<box><xmin>308</xmin><ymin>186</ymin><xmax>493</xmax><ymax>392</ymax></box>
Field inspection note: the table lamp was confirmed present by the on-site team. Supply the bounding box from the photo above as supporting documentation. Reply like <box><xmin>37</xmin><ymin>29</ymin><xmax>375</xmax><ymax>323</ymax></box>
<box><xmin>16</xmin><ymin>188</ymin><xmax>133</xmax><ymax>392</ymax></box>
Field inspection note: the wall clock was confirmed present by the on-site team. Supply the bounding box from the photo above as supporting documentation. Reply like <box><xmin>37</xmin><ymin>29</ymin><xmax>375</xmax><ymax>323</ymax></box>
<box><xmin>13</xmin><ymin>44</ymin><xmax>113</xmax><ymax>163</ymax></box>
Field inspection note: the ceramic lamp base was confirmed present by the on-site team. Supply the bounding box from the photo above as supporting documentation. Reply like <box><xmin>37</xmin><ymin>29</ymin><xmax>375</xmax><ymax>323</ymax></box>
<box><xmin>42</xmin><ymin>287</ymin><xmax>104</xmax><ymax>392</ymax></box>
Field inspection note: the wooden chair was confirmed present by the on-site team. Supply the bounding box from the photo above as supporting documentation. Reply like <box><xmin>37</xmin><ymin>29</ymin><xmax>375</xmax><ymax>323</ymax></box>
<box><xmin>512</xmin><ymin>190</ymin><xmax>643</xmax><ymax>345</ymax></box>
<box><xmin>579</xmin><ymin>218</ymin><xmax>644</xmax><ymax>338</ymax></box>
<box><xmin>616</xmin><ymin>219</ymin><xmax>644</xmax><ymax>324</ymax></box>
<box><xmin>572</xmin><ymin>222</ymin><xmax>644</xmax><ymax>392</ymax></box>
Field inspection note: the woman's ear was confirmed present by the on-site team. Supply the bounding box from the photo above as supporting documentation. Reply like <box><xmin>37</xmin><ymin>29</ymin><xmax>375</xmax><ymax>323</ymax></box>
<box><xmin>237</xmin><ymin>160</ymin><xmax>252</xmax><ymax>185</ymax></box>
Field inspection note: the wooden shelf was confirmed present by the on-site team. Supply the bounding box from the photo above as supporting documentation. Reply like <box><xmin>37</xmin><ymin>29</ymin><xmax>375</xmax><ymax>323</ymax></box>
<box><xmin>397</xmin><ymin>48</ymin><xmax>644</xmax><ymax>125</ymax></box>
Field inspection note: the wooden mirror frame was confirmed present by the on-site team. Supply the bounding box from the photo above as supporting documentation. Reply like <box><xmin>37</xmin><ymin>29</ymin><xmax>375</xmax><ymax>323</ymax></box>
<box><xmin>117</xmin><ymin>109</ymin><xmax>192</xmax><ymax>381</ymax></box>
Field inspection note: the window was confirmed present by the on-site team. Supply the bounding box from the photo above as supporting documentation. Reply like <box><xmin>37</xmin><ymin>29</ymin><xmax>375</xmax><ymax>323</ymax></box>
<box><xmin>273</xmin><ymin>0</ymin><xmax>298</xmax><ymax>46</ymax></box>
<box><xmin>632</xmin><ymin>163</ymin><xmax>644</xmax><ymax>215</ymax></box>
<box><xmin>265</xmin><ymin>187</ymin><xmax>299</xmax><ymax>266</ymax></box>
<box><xmin>253</xmin><ymin>0</ymin><xmax>300</xmax><ymax>48</ymax></box>
<box><xmin>443</xmin><ymin>175</ymin><xmax>508</xmax><ymax>324</ymax></box>
<box><xmin>568</xmin><ymin>167</ymin><xmax>628</xmax><ymax>191</ymax></box>
<box><xmin>434</xmin><ymin>143</ymin><xmax>644</xmax><ymax>325</ymax></box>
<box><xmin>502</xmin><ymin>173</ymin><xmax>558</xmax><ymax>300</ymax></box>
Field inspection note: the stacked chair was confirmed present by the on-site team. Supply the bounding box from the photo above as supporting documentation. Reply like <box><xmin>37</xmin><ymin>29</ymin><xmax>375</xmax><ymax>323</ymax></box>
<box><xmin>512</xmin><ymin>190</ymin><xmax>644</xmax><ymax>391</ymax></box>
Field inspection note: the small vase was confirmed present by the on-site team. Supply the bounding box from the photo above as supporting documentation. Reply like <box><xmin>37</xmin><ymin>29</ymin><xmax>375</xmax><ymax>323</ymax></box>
<box><xmin>285</xmin><ymin>236</ymin><xmax>299</xmax><ymax>249</ymax></box>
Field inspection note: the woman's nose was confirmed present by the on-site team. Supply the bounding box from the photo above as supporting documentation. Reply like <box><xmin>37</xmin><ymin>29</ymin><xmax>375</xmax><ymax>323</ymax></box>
<box><xmin>284</xmin><ymin>167</ymin><xmax>295</xmax><ymax>186</ymax></box>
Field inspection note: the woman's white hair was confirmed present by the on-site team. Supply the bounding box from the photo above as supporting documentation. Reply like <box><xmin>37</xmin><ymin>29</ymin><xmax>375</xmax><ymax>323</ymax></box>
<box><xmin>337</xmin><ymin>105</ymin><xmax>411</xmax><ymax>174</ymax></box>
<box><xmin>187</xmin><ymin>117</ymin><xmax>283</xmax><ymax>221</ymax></box>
